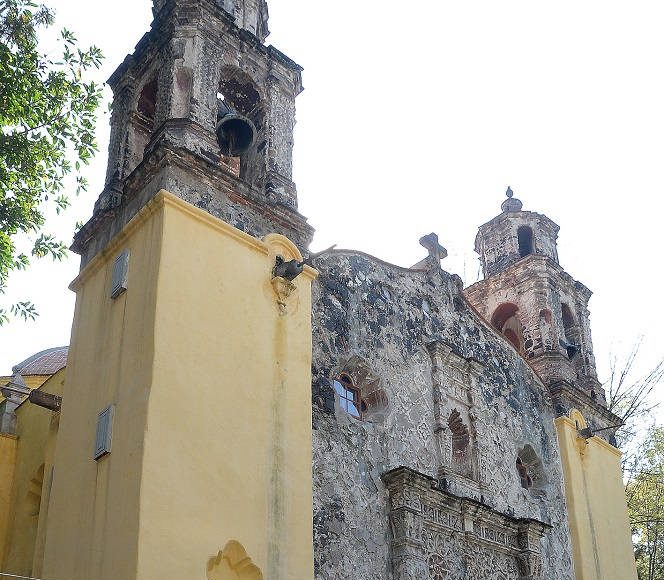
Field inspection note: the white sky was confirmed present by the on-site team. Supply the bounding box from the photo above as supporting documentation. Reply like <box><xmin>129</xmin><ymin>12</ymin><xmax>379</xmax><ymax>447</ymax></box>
<box><xmin>1</xmin><ymin>0</ymin><xmax>663</xmax><ymax>417</ymax></box>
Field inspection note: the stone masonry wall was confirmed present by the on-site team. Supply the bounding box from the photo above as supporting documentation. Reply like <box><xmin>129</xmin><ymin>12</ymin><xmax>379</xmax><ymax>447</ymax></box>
<box><xmin>311</xmin><ymin>250</ymin><xmax>575</xmax><ymax>580</ymax></box>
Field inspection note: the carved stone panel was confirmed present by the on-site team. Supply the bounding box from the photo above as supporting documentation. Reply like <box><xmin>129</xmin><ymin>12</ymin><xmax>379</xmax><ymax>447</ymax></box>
<box><xmin>382</xmin><ymin>467</ymin><xmax>550</xmax><ymax>580</ymax></box>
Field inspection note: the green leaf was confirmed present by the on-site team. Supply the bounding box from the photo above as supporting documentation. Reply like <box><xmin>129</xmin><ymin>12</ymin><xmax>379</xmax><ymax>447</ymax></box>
<box><xmin>0</xmin><ymin>0</ymin><xmax>104</xmax><ymax>324</ymax></box>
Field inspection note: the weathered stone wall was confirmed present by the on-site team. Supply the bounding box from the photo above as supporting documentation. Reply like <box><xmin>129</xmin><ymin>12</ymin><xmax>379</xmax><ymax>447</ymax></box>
<box><xmin>311</xmin><ymin>250</ymin><xmax>575</xmax><ymax>579</ymax></box>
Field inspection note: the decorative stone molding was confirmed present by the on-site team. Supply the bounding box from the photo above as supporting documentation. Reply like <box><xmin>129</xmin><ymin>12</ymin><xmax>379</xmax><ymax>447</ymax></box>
<box><xmin>426</xmin><ymin>342</ymin><xmax>486</xmax><ymax>487</ymax></box>
<box><xmin>382</xmin><ymin>467</ymin><xmax>551</xmax><ymax>580</ymax></box>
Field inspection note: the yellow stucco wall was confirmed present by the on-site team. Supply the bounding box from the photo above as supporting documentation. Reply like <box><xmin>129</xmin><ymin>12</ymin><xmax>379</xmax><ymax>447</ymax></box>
<box><xmin>41</xmin><ymin>190</ymin><xmax>316</xmax><ymax>580</ymax></box>
<box><xmin>555</xmin><ymin>409</ymin><xmax>637</xmax><ymax>580</ymax></box>
<box><xmin>0</xmin><ymin>369</ymin><xmax>64</xmax><ymax>576</ymax></box>
<box><xmin>0</xmin><ymin>433</ymin><xmax>17</xmax><ymax>571</ymax></box>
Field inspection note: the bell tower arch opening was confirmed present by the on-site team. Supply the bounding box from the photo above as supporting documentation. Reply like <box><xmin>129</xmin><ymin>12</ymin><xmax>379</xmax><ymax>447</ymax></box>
<box><xmin>216</xmin><ymin>67</ymin><xmax>264</xmax><ymax>185</ymax></box>
<box><xmin>491</xmin><ymin>303</ymin><xmax>523</xmax><ymax>353</ymax></box>
<box><xmin>517</xmin><ymin>225</ymin><xmax>534</xmax><ymax>258</ymax></box>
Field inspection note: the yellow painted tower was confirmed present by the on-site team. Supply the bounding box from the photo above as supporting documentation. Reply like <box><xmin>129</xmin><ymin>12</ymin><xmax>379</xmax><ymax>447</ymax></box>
<box><xmin>38</xmin><ymin>0</ymin><xmax>316</xmax><ymax>577</ymax></box>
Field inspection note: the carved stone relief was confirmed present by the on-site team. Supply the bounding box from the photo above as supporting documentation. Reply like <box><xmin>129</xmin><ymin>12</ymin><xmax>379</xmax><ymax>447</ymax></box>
<box><xmin>383</xmin><ymin>467</ymin><xmax>550</xmax><ymax>580</ymax></box>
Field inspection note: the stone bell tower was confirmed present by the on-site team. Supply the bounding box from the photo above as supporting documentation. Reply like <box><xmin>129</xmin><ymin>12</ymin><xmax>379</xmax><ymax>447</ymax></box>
<box><xmin>465</xmin><ymin>189</ymin><xmax>619</xmax><ymax>432</ymax></box>
<box><xmin>73</xmin><ymin>0</ymin><xmax>312</xmax><ymax>267</ymax></box>
<box><xmin>40</xmin><ymin>1</ymin><xmax>316</xmax><ymax>579</ymax></box>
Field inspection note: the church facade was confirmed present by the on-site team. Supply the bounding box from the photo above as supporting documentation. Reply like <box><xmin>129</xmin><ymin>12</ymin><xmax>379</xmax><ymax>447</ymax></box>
<box><xmin>0</xmin><ymin>1</ymin><xmax>637</xmax><ymax>579</ymax></box>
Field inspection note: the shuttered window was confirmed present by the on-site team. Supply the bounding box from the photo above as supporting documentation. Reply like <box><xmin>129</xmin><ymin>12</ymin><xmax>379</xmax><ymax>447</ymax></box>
<box><xmin>94</xmin><ymin>405</ymin><xmax>115</xmax><ymax>460</ymax></box>
<box><xmin>110</xmin><ymin>249</ymin><xmax>130</xmax><ymax>299</ymax></box>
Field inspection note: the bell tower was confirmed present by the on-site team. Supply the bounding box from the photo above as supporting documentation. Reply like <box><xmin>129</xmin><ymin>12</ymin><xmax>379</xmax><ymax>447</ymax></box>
<box><xmin>465</xmin><ymin>189</ymin><xmax>618</xmax><ymax>432</ymax></box>
<box><xmin>74</xmin><ymin>0</ymin><xmax>312</xmax><ymax>267</ymax></box>
<box><xmin>40</xmin><ymin>1</ymin><xmax>316</xmax><ymax>579</ymax></box>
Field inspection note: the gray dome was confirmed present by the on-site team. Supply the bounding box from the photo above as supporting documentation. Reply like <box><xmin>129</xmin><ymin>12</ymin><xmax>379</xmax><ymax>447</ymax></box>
<box><xmin>12</xmin><ymin>346</ymin><xmax>68</xmax><ymax>376</ymax></box>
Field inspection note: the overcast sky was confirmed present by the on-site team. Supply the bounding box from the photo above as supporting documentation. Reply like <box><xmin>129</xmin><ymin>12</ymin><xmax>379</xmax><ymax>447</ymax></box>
<box><xmin>2</xmin><ymin>0</ymin><xmax>663</xmax><ymax>417</ymax></box>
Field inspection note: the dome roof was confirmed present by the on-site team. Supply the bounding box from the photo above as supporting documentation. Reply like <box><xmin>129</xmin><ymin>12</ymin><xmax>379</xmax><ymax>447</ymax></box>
<box><xmin>501</xmin><ymin>186</ymin><xmax>523</xmax><ymax>212</ymax></box>
<box><xmin>12</xmin><ymin>346</ymin><xmax>68</xmax><ymax>376</ymax></box>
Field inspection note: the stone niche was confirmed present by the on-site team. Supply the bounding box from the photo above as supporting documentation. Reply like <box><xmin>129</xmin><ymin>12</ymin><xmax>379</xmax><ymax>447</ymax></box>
<box><xmin>382</xmin><ymin>467</ymin><xmax>550</xmax><ymax>580</ymax></box>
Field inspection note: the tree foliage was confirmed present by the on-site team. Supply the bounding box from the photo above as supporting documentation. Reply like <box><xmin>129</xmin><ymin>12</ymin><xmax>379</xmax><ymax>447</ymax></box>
<box><xmin>0</xmin><ymin>0</ymin><xmax>103</xmax><ymax>323</ymax></box>
<box><xmin>626</xmin><ymin>426</ymin><xmax>664</xmax><ymax>580</ymax></box>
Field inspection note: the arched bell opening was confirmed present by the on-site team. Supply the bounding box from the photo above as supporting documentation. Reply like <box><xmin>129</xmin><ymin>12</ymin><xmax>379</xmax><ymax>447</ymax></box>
<box><xmin>491</xmin><ymin>302</ymin><xmax>524</xmax><ymax>354</ymax></box>
<box><xmin>126</xmin><ymin>76</ymin><xmax>160</xmax><ymax>175</ymax></box>
<box><xmin>560</xmin><ymin>303</ymin><xmax>582</xmax><ymax>362</ymax></box>
<box><xmin>217</xmin><ymin>67</ymin><xmax>265</xmax><ymax>187</ymax></box>
<box><xmin>517</xmin><ymin>226</ymin><xmax>534</xmax><ymax>258</ymax></box>
<box><xmin>137</xmin><ymin>78</ymin><xmax>158</xmax><ymax>125</ymax></box>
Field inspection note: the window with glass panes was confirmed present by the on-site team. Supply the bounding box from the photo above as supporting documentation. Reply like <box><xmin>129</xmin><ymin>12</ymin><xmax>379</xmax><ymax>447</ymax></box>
<box><xmin>333</xmin><ymin>374</ymin><xmax>365</xmax><ymax>419</ymax></box>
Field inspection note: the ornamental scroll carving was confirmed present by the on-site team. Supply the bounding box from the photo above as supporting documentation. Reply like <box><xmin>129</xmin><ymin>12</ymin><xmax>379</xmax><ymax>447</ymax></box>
<box><xmin>382</xmin><ymin>467</ymin><xmax>551</xmax><ymax>580</ymax></box>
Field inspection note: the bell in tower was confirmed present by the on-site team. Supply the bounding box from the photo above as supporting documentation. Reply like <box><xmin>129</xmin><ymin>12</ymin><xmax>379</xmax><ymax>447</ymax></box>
<box><xmin>39</xmin><ymin>1</ymin><xmax>317</xmax><ymax>579</ymax></box>
<box><xmin>77</xmin><ymin>0</ymin><xmax>312</xmax><ymax>269</ymax></box>
<box><xmin>465</xmin><ymin>188</ymin><xmax>609</xmax><ymax>416</ymax></box>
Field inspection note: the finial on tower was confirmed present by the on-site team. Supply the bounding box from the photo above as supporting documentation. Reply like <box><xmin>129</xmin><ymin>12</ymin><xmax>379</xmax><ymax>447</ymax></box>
<box><xmin>501</xmin><ymin>186</ymin><xmax>523</xmax><ymax>213</ymax></box>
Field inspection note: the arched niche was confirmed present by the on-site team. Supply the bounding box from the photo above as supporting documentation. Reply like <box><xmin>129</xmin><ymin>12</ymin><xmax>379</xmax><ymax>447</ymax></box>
<box><xmin>207</xmin><ymin>540</ymin><xmax>263</xmax><ymax>580</ymax></box>
<box><xmin>569</xmin><ymin>408</ymin><xmax>587</xmax><ymax>430</ymax></box>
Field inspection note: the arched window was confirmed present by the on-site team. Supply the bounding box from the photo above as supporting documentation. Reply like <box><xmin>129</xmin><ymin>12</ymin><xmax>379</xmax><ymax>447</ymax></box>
<box><xmin>517</xmin><ymin>226</ymin><xmax>534</xmax><ymax>258</ymax></box>
<box><xmin>333</xmin><ymin>374</ymin><xmax>365</xmax><ymax>419</ymax></box>
<box><xmin>27</xmin><ymin>464</ymin><xmax>45</xmax><ymax>517</ymax></box>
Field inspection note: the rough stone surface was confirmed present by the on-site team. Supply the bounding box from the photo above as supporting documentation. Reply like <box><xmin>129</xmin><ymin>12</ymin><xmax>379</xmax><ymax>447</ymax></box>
<box><xmin>310</xmin><ymin>251</ymin><xmax>575</xmax><ymax>579</ymax></box>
